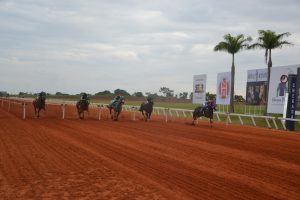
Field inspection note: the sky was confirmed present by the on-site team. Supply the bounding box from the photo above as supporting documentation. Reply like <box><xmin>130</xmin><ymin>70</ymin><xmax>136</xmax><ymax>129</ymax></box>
<box><xmin>1</xmin><ymin>0</ymin><xmax>300</xmax><ymax>96</ymax></box>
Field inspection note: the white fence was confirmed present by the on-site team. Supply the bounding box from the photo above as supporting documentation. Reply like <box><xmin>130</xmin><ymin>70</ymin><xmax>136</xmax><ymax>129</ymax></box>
<box><xmin>278</xmin><ymin>118</ymin><xmax>300</xmax><ymax>130</ymax></box>
<box><xmin>1</xmin><ymin>97</ymin><xmax>299</xmax><ymax>131</ymax></box>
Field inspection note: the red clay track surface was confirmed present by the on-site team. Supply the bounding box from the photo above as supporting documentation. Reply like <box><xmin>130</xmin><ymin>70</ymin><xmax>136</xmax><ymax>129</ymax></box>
<box><xmin>1</xmin><ymin>104</ymin><xmax>300</xmax><ymax>200</ymax></box>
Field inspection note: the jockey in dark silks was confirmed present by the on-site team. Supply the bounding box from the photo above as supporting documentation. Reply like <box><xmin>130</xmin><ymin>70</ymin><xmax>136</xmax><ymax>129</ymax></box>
<box><xmin>80</xmin><ymin>93</ymin><xmax>90</xmax><ymax>107</ymax></box>
<box><xmin>80</xmin><ymin>93</ymin><xmax>89</xmax><ymax>101</ymax></box>
<box><xmin>108</xmin><ymin>94</ymin><xmax>121</xmax><ymax>109</ymax></box>
<box><xmin>146</xmin><ymin>96</ymin><xmax>153</xmax><ymax>103</ymax></box>
<box><xmin>37</xmin><ymin>92</ymin><xmax>46</xmax><ymax>101</ymax></box>
<box><xmin>200</xmin><ymin>99</ymin><xmax>216</xmax><ymax>114</ymax></box>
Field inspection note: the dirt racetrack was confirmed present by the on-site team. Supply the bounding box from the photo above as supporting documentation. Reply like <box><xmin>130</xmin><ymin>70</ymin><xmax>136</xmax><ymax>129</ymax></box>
<box><xmin>1</xmin><ymin>104</ymin><xmax>300</xmax><ymax>200</ymax></box>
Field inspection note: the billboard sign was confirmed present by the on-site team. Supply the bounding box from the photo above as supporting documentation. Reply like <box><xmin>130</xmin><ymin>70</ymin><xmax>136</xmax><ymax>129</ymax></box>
<box><xmin>267</xmin><ymin>64</ymin><xmax>300</xmax><ymax>114</ymax></box>
<box><xmin>216</xmin><ymin>72</ymin><xmax>231</xmax><ymax>105</ymax></box>
<box><xmin>286</xmin><ymin>75</ymin><xmax>297</xmax><ymax>131</ymax></box>
<box><xmin>192</xmin><ymin>74</ymin><xmax>206</xmax><ymax>104</ymax></box>
<box><xmin>296</xmin><ymin>68</ymin><xmax>300</xmax><ymax>112</ymax></box>
<box><xmin>246</xmin><ymin>68</ymin><xmax>268</xmax><ymax>105</ymax></box>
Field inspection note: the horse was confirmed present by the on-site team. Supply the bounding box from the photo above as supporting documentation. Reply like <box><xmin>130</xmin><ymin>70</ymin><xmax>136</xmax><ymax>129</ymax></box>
<box><xmin>108</xmin><ymin>97</ymin><xmax>125</xmax><ymax>121</ymax></box>
<box><xmin>139</xmin><ymin>101</ymin><xmax>154</xmax><ymax>121</ymax></box>
<box><xmin>33</xmin><ymin>96</ymin><xmax>46</xmax><ymax>118</ymax></box>
<box><xmin>192</xmin><ymin>103</ymin><xmax>217</xmax><ymax>128</ymax></box>
<box><xmin>76</xmin><ymin>100</ymin><xmax>89</xmax><ymax>119</ymax></box>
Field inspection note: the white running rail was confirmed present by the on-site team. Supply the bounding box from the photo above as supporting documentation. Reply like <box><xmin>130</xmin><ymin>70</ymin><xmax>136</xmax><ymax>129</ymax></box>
<box><xmin>0</xmin><ymin>97</ymin><xmax>292</xmax><ymax>131</ymax></box>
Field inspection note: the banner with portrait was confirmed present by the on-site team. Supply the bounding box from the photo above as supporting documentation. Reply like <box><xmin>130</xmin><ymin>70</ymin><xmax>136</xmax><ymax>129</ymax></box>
<box><xmin>192</xmin><ymin>74</ymin><xmax>206</xmax><ymax>104</ymax></box>
<box><xmin>245</xmin><ymin>68</ymin><xmax>268</xmax><ymax>105</ymax></box>
<box><xmin>216</xmin><ymin>72</ymin><xmax>231</xmax><ymax>105</ymax></box>
<box><xmin>267</xmin><ymin>64</ymin><xmax>300</xmax><ymax>114</ymax></box>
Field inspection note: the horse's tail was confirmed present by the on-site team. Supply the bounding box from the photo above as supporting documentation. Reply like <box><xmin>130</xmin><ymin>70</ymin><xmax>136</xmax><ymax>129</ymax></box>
<box><xmin>193</xmin><ymin>106</ymin><xmax>202</xmax><ymax>120</ymax></box>
<box><xmin>193</xmin><ymin>111</ymin><xmax>197</xmax><ymax>120</ymax></box>
<box><xmin>139</xmin><ymin>103</ymin><xmax>144</xmax><ymax>112</ymax></box>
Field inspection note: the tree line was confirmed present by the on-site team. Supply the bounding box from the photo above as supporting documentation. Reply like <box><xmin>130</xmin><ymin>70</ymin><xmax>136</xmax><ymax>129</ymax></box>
<box><xmin>15</xmin><ymin>88</ymin><xmax>246</xmax><ymax>102</ymax></box>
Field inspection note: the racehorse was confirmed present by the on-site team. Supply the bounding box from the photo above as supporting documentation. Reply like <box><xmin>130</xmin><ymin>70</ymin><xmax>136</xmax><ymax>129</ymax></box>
<box><xmin>192</xmin><ymin>103</ymin><xmax>217</xmax><ymax>128</ymax></box>
<box><xmin>33</xmin><ymin>96</ymin><xmax>46</xmax><ymax>118</ymax></box>
<box><xmin>108</xmin><ymin>96</ymin><xmax>125</xmax><ymax>121</ymax></box>
<box><xmin>76</xmin><ymin>99</ymin><xmax>89</xmax><ymax>119</ymax></box>
<box><xmin>139</xmin><ymin>101</ymin><xmax>154</xmax><ymax>121</ymax></box>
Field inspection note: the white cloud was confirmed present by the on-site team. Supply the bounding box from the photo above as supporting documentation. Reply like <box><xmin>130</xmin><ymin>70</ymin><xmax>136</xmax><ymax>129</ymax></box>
<box><xmin>0</xmin><ymin>0</ymin><xmax>299</xmax><ymax>95</ymax></box>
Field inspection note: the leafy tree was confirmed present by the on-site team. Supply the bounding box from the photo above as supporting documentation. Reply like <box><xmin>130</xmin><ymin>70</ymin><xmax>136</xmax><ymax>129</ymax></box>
<box><xmin>95</xmin><ymin>90</ymin><xmax>111</xmax><ymax>95</ymax></box>
<box><xmin>114</xmin><ymin>89</ymin><xmax>130</xmax><ymax>96</ymax></box>
<box><xmin>234</xmin><ymin>95</ymin><xmax>245</xmax><ymax>102</ymax></box>
<box><xmin>0</xmin><ymin>91</ymin><xmax>9</xmax><ymax>97</ymax></box>
<box><xmin>206</xmin><ymin>92</ymin><xmax>216</xmax><ymax>101</ymax></box>
<box><xmin>55</xmin><ymin>92</ymin><xmax>69</xmax><ymax>96</ymax></box>
<box><xmin>133</xmin><ymin>92</ymin><xmax>144</xmax><ymax>97</ymax></box>
<box><xmin>214</xmin><ymin>34</ymin><xmax>252</xmax><ymax>113</ymax></box>
<box><xmin>179</xmin><ymin>92</ymin><xmax>188</xmax><ymax>99</ymax></box>
<box><xmin>145</xmin><ymin>92</ymin><xmax>159</xmax><ymax>98</ymax></box>
<box><xmin>159</xmin><ymin>87</ymin><xmax>174</xmax><ymax>98</ymax></box>
<box><xmin>249</xmin><ymin>30</ymin><xmax>292</xmax><ymax>114</ymax></box>
<box><xmin>189</xmin><ymin>92</ymin><xmax>193</xmax><ymax>100</ymax></box>
<box><xmin>19</xmin><ymin>92</ymin><xmax>28</xmax><ymax>96</ymax></box>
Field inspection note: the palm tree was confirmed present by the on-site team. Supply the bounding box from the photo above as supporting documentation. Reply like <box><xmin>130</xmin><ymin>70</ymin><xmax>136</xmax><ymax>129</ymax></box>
<box><xmin>249</xmin><ymin>30</ymin><xmax>292</xmax><ymax>114</ymax></box>
<box><xmin>214</xmin><ymin>34</ymin><xmax>252</xmax><ymax>113</ymax></box>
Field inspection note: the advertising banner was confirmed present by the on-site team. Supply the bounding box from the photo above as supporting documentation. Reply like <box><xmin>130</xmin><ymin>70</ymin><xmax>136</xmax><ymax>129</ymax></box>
<box><xmin>246</xmin><ymin>69</ymin><xmax>268</xmax><ymax>105</ymax></box>
<box><xmin>296</xmin><ymin>68</ymin><xmax>300</xmax><ymax>112</ymax></box>
<box><xmin>192</xmin><ymin>74</ymin><xmax>206</xmax><ymax>104</ymax></box>
<box><xmin>286</xmin><ymin>75</ymin><xmax>297</xmax><ymax>131</ymax></box>
<box><xmin>267</xmin><ymin>64</ymin><xmax>300</xmax><ymax>114</ymax></box>
<box><xmin>216</xmin><ymin>72</ymin><xmax>231</xmax><ymax>105</ymax></box>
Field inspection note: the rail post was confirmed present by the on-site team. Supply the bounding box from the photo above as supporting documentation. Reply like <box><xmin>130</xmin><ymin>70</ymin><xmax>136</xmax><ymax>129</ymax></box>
<box><xmin>182</xmin><ymin>110</ymin><xmax>186</xmax><ymax>118</ymax></box>
<box><xmin>61</xmin><ymin>104</ymin><xmax>66</xmax><ymax>119</ymax></box>
<box><xmin>8</xmin><ymin>100</ymin><xmax>10</xmax><ymax>112</ymax></box>
<box><xmin>272</xmin><ymin>118</ymin><xmax>278</xmax><ymax>130</ymax></box>
<box><xmin>1</xmin><ymin>99</ymin><xmax>3</xmax><ymax>107</ymax></box>
<box><xmin>22</xmin><ymin>102</ymin><xmax>26</xmax><ymax>120</ymax></box>
<box><xmin>98</xmin><ymin>105</ymin><xmax>102</xmax><ymax>120</ymax></box>
<box><xmin>226</xmin><ymin>113</ymin><xmax>231</xmax><ymax>125</ymax></box>
<box><xmin>175</xmin><ymin>110</ymin><xmax>179</xmax><ymax>117</ymax></box>
<box><xmin>132</xmin><ymin>106</ymin><xmax>136</xmax><ymax>121</ymax></box>
<box><xmin>251</xmin><ymin>116</ymin><xmax>257</xmax><ymax>126</ymax></box>
<box><xmin>216</xmin><ymin>113</ymin><xmax>221</xmax><ymax>122</ymax></box>
<box><xmin>238</xmin><ymin>115</ymin><xmax>243</xmax><ymax>125</ymax></box>
<box><xmin>165</xmin><ymin>108</ymin><xmax>168</xmax><ymax>123</ymax></box>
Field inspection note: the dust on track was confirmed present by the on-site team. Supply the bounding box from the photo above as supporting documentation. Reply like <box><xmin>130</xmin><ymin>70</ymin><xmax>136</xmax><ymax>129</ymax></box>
<box><xmin>0</xmin><ymin>108</ymin><xmax>300</xmax><ymax>200</ymax></box>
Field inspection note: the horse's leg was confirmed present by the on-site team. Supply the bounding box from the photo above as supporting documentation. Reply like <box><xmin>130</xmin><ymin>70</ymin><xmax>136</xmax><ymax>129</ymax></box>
<box><xmin>77</xmin><ymin>106</ymin><xmax>81</xmax><ymax>119</ymax></box>
<box><xmin>210</xmin><ymin>118</ymin><xmax>213</xmax><ymax>128</ymax></box>
<box><xmin>192</xmin><ymin>112</ymin><xmax>197</xmax><ymax>125</ymax></box>
<box><xmin>146</xmin><ymin>112</ymin><xmax>151</xmax><ymax>121</ymax></box>
<box><xmin>110</xmin><ymin>109</ymin><xmax>114</xmax><ymax>120</ymax></box>
<box><xmin>114</xmin><ymin>111</ymin><xmax>118</xmax><ymax>121</ymax></box>
<box><xmin>141</xmin><ymin>110</ymin><xmax>146</xmax><ymax>121</ymax></box>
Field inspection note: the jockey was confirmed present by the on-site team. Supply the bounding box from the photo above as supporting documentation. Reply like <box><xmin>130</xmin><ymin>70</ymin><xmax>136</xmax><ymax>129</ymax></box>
<box><xmin>200</xmin><ymin>99</ymin><xmax>216</xmax><ymax>114</ymax></box>
<box><xmin>37</xmin><ymin>92</ymin><xmax>46</xmax><ymax>100</ymax></box>
<box><xmin>108</xmin><ymin>94</ymin><xmax>121</xmax><ymax>108</ymax></box>
<box><xmin>81</xmin><ymin>92</ymin><xmax>87</xmax><ymax>100</ymax></box>
<box><xmin>146</xmin><ymin>96</ymin><xmax>153</xmax><ymax>103</ymax></box>
<box><xmin>80</xmin><ymin>93</ymin><xmax>90</xmax><ymax>105</ymax></box>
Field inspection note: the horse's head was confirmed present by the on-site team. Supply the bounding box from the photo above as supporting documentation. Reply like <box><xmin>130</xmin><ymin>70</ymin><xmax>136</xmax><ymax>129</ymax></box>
<box><xmin>118</xmin><ymin>96</ymin><xmax>125</xmax><ymax>105</ymax></box>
